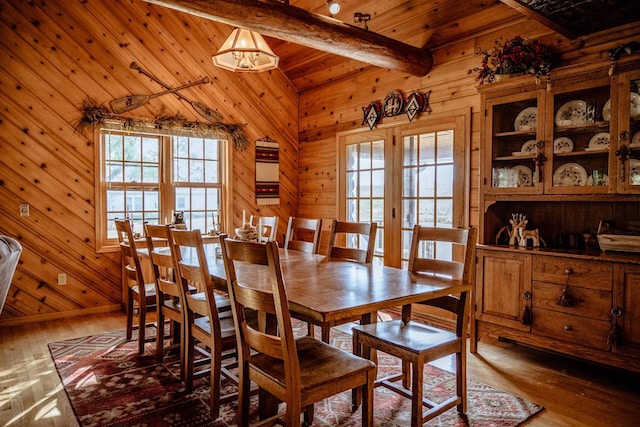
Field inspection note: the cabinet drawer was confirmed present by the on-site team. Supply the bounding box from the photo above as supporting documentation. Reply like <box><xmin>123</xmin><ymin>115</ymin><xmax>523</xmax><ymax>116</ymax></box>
<box><xmin>532</xmin><ymin>256</ymin><xmax>612</xmax><ymax>290</ymax></box>
<box><xmin>532</xmin><ymin>282</ymin><xmax>611</xmax><ymax>321</ymax></box>
<box><xmin>532</xmin><ymin>308</ymin><xmax>610</xmax><ymax>351</ymax></box>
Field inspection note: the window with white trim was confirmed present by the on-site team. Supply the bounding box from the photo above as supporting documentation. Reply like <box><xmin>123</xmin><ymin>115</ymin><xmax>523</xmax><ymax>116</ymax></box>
<box><xmin>96</xmin><ymin>129</ymin><xmax>226</xmax><ymax>250</ymax></box>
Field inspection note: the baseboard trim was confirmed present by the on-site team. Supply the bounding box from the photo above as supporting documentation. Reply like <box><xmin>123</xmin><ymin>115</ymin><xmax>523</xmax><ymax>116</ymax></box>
<box><xmin>0</xmin><ymin>304</ymin><xmax>122</xmax><ymax>326</ymax></box>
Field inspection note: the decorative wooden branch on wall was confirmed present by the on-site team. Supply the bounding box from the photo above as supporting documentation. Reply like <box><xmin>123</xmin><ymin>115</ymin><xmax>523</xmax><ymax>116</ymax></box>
<box><xmin>130</xmin><ymin>62</ymin><xmax>223</xmax><ymax>122</ymax></box>
<box><xmin>75</xmin><ymin>98</ymin><xmax>249</xmax><ymax>151</ymax></box>
<box><xmin>109</xmin><ymin>77</ymin><xmax>209</xmax><ymax>113</ymax></box>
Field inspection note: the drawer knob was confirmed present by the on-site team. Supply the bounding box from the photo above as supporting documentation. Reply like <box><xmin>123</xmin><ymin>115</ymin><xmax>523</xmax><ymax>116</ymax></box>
<box><xmin>611</xmin><ymin>307</ymin><xmax>622</xmax><ymax>317</ymax></box>
<box><xmin>564</xmin><ymin>268</ymin><xmax>573</xmax><ymax>275</ymax></box>
<box><xmin>564</xmin><ymin>325</ymin><xmax>573</xmax><ymax>331</ymax></box>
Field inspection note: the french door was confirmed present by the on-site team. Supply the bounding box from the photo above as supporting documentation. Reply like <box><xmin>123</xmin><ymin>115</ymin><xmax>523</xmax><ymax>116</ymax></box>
<box><xmin>338</xmin><ymin>112</ymin><xmax>469</xmax><ymax>267</ymax></box>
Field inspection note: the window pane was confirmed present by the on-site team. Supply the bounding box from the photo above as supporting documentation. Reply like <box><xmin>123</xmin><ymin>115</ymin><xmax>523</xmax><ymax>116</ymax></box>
<box><xmin>419</xmin><ymin>166</ymin><xmax>435</xmax><ymax>197</ymax></box>
<box><xmin>359</xmin><ymin>142</ymin><xmax>371</xmax><ymax>169</ymax></box>
<box><xmin>204</xmin><ymin>139</ymin><xmax>219</xmax><ymax>160</ymax></box>
<box><xmin>190</xmin><ymin>159</ymin><xmax>204</xmax><ymax>183</ymax></box>
<box><xmin>437</xmin><ymin>131</ymin><xmax>454</xmax><ymax>163</ymax></box>
<box><xmin>142</xmin><ymin>164</ymin><xmax>158</xmax><ymax>183</ymax></box>
<box><xmin>403</xmin><ymin>167</ymin><xmax>417</xmax><ymax>197</ymax></box>
<box><xmin>403</xmin><ymin>199</ymin><xmax>416</xmax><ymax>228</ymax></box>
<box><xmin>359</xmin><ymin>199</ymin><xmax>371</xmax><ymax>221</ymax></box>
<box><xmin>372</xmin><ymin>199</ymin><xmax>384</xmax><ymax>225</ymax></box>
<box><xmin>346</xmin><ymin>145</ymin><xmax>358</xmax><ymax>171</ymax></box>
<box><xmin>175</xmin><ymin>137</ymin><xmax>189</xmax><ymax>157</ymax></box>
<box><xmin>359</xmin><ymin>171</ymin><xmax>371</xmax><ymax>197</ymax></box>
<box><xmin>142</xmin><ymin>137</ymin><xmax>159</xmax><ymax>162</ymax></box>
<box><xmin>204</xmin><ymin>160</ymin><xmax>218</xmax><ymax>183</ymax></box>
<box><xmin>372</xmin><ymin>169</ymin><xmax>384</xmax><ymax>197</ymax></box>
<box><xmin>346</xmin><ymin>172</ymin><xmax>358</xmax><ymax>197</ymax></box>
<box><xmin>437</xmin><ymin>165</ymin><xmax>453</xmax><ymax>197</ymax></box>
<box><xmin>403</xmin><ymin>136</ymin><xmax>418</xmax><ymax>166</ymax></box>
<box><xmin>436</xmin><ymin>199</ymin><xmax>452</xmax><ymax>227</ymax></box>
<box><xmin>419</xmin><ymin>199</ymin><xmax>435</xmax><ymax>225</ymax></box>
<box><xmin>124</xmin><ymin>163</ymin><xmax>141</xmax><ymax>182</ymax></box>
<box><xmin>190</xmin><ymin>138</ymin><xmax>204</xmax><ymax>159</ymax></box>
<box><xmin>419</xmin><ymin>133</ymin><xmax>436</xmax><ymax>165</ymax></box>
<box><xmin>174</xmin><ymin>158</ymin><xmax>189</xmax><ymax>182</ymax></box>
<box><xmin>124</xmin><ymin>136</ymin><xmax>141</xmax><ymax>161</ymax></box>
<box><xmin>401</xmin><ymin>229</ymin><xmax>413</xmax><ymax>260</ymax></box>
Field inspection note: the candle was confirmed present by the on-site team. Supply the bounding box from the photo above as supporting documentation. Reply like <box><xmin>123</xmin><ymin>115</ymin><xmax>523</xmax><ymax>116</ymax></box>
<box><xmin>257</xmin><ymin>218</ymin><xmax>263</xmax><ymax>242</ymax></box>
<box><xmin>242</xmin><ymin>209</ymin><xmax>246</xmax><ymax>225</ymax></box>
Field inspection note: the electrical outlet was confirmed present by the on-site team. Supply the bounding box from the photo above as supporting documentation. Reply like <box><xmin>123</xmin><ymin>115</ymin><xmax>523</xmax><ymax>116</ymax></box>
<box><xmin>57</xmin><ymin>273</ymin><xmax>67</xmax><ymax>285</ymax></box>
<box><xmin>20</xmin><ymin>204</ymin><xmax>30</xmax><ymax>217</ymax></box>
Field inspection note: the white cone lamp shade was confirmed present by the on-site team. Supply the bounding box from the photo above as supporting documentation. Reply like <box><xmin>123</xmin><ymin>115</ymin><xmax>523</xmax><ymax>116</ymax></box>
<box><xmin>212</xmin><ymin>28</ymin><xmax>279</xmax><ymax>72</ymax></box>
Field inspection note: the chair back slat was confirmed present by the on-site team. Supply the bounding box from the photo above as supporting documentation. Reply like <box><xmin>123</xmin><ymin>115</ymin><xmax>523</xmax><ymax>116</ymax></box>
<box><xmin>327</xmin><ymin>220</ymin><xmax>377</xmax><ymax>263</ymax></box>
<box><xmin>284</xmin><ymin>216</ymin><xmax>322</xmax><ymax>254</ymax></box>
<box><xmin>144</xmin><ymin>224</ymin><xmax>183</xmax><ymax>299</ymax></box>
<box><xmin>250</xmin><ymin>215</ymin><xmax>279</xmax><ymax>243</ymax></box>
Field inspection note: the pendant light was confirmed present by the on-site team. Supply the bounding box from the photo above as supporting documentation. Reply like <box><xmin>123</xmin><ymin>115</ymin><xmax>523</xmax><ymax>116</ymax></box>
<box><xmin>212</xmin><ymin>27</ymin><xmax>279</xmax><ymax>72</ymax></box>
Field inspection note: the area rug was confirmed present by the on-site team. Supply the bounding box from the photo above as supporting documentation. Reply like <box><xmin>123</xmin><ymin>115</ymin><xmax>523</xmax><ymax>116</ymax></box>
<box><xmin>48</xmin><ymin>324</ymin><xmax>543</xmax><ymax>426</ymax></box>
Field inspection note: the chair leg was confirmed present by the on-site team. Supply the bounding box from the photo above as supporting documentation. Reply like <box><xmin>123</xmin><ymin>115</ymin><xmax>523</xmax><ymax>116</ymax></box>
<box><xmin>457</xmin><ymin>351</ymin><xmax>467</xmax><ymax>414</ymax></box>
<box><xmin>303</xmin><ymin>404</ymin><xmax>314</xmax><ymax>425</ymax></box>
<box><xmin>155</xmin><ymin>308</ymin><xmax>164</xmax><ymax>362</ymax></box>
<box><xmin>137</xmin><ymin>299</ymin><xmax>146</xmax><ymax>354</ymax></box>
<box><xmin>126</xmin><ymin>290</ymin><xmax>134</xmax><ymax>340</ymax></box>
<box><xmin>210</xmin><ymin>345</ymin><xmax>222</xmax><ymax>420</ymax></box>
<box><xmin>410</xmin><ymin>358</ymin><xmax>423</xmax><ymax>427</ymax></box>
<box><xmin>285</xmin><ymin>398</ymin><xmax>301</xmax><ymax>427</ymax></box>
<box><xmin>184</xmin><ymin>328</ymin><xmax>195</xmax><ymax>393</ymax></box>
<box><xmin>361</xmin><ymin>371</ymin><xmax>374</xmax><ymax>427</ymax></box>
<box><xmin>237</xmin><ymin>363</ymin><xmax>251</xmax><ymax>427</ymax></box>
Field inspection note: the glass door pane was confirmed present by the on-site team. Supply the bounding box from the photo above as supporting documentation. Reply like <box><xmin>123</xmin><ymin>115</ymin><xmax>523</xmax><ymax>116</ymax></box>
<box><xmin>401</xmin><ymin>129</ymin><xmax>454</xmax><ymax>266</ymax></box>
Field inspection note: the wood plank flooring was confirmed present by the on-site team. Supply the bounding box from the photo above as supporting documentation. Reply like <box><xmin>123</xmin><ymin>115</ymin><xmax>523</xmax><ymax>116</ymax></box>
<box><xmin>1</xmin><ymin>312</ymin><xmax>639</xmax><ymax>426</ymax></box>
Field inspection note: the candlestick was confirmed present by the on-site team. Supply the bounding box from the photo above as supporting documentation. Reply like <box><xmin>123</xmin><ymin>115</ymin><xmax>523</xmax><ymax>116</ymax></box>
<box><xmin>242</xmin><ymin>209</ymin><xmax>246</xmax><ymax>225</ymax></box>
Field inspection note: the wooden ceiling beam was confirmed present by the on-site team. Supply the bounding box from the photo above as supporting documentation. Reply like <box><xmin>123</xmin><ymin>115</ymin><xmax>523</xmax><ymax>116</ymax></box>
<box><xmin>142</xmin><ymin>0</ymin><xmax>433</xmax><ymax>76</ymax></box>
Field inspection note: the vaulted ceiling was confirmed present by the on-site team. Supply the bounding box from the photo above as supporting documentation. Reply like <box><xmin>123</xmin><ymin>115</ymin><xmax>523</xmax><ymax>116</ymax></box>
<box><xmin>144</xmin><ymin>0</ymin><xmax>640</xmax><ymax>92</ymax></box>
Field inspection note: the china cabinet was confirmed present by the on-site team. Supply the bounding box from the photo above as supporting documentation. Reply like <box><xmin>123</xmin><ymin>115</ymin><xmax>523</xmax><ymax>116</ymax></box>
<box><xmin>473</xmin><ymin>57</ymin><xmax>640</xmax><ymax>373</ymax></box>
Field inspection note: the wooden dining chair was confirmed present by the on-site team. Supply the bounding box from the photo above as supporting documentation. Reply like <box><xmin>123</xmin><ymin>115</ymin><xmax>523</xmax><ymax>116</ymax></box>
<box><xmin>283</xmin><ymin>216</ymin><xmax>322</xmax><ymax>254</ymax></box>
<box><xmin>114</xmin><ymin>219</ymin><xmax>157</xmax><ymax>354</ymax></box>
<box><xmin>351</xmin><ymin>225</ymin><xmax>477</xmax><ymax>427</ymax></box>
<box><xmin>310</xmin><ymin>219</ymin><xmax>378</xmax><ymax>342</ymax></box>
<box><xmin>143</xmin><ymin>223</ymin><xmax>191</xmax><ymax>369</ymax></box>
<box><xmin>168</xmin><ymin>228</ymin><xmax>239</xmax><ymax>420</ymax></box>
<box><xmin>219</xmin><ymin>237</ymin><xmax>375</xmax><ymax>427</ymax></box>
<box><xmin>327</xmin><ymin>219</ymin><xmax>377</xmax><ymax>263</ymax></box>
<box><xmin>249</xmin><ymin>215</ymin><xmax>279</xmax><ymax>243</ymax></box>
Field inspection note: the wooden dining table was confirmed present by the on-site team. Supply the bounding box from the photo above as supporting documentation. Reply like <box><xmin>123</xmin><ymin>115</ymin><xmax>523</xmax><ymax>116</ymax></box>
<box><xmin>138</xmin><ymin>241</ymin><xmax>472</xmax><ymax>334</ymax></box>
<box><xmin>175</xmin><ymin>243</ymin><xmax>473</xmax><ymax>335</ymax></box>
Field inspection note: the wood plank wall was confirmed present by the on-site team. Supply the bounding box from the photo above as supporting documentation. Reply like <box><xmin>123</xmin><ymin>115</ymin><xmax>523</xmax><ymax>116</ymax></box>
<box><xmin>0</xmin><ymin>0</ymin><xmax>297</xmax><ymax>325</ymax></box>
<box><xmin>1</xmin><ymin>0</ymin><xmax>639</xmax><ymax>325</ymax></box>
<box><xmin>297</xmin><ymin>19</ymin><xmax>640</xmax><ymax>253</ymax></box>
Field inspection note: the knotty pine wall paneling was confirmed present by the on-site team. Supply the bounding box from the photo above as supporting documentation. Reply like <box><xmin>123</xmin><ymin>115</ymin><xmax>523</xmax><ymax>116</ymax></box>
<box><xmin>0</xmin><ymin>0</ymin><xmax>297</xmax><ymax>325</ymax></box>
<box><xmin>297</xmin><ymin>20</ymin><xmax>640</xmax><ymax>258</ymax></box>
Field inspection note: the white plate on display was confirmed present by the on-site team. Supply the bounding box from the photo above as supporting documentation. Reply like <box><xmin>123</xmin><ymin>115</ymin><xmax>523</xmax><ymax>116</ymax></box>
<box><xmin>630</xmin><ymin>159</ymin><xmax>640</xmax><ymax>185</ymax></box>
<box><xmin>631</xmin><ymin>131</ymin><xmax>640</xmax><ymax>148</ymax></box>
<box><xmin>585</xmin><ymin>132</ymin><xmax>609</xmax><ymax>151</ymax></box>
<box><xmin>512</xmin><ymin>165</ymin><xmax>533</xmax><ymax>187</ymax></box>
<box><xmin>518</xmin><ymin>139</ymin><xmax>537</xmax><ymax>155</ymax></box>
<box><xmin>553</xmin><ymin>163</ymin><xmax>588</xmax><ymax>186</ymax></box>
<box><xmin>514</xmin><ymin>107</ymin><xmax>537</xmax><ymax>131</ymax></box>
<box><xmin>555</xmin><ymin>100</ymin><xmax>587</xmax><ymax>127</ymax></box>
<box><xmin>603</xmin><ymin>93</ymin><xmax>640</xmax><ymax>121</ymax></box>
<box><xmin>553</xmin><ymin>137</ymin><xmax>573</xmax><ymax>154</ymax></box>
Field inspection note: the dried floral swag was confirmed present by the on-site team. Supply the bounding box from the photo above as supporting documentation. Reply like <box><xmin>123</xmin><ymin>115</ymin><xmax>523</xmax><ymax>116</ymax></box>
<box><xmin>75</xmin><ymin>98</ymin><xmax>249</xmax><ymax>151</ymax></box>
<box><xmin>474</xmin><ymin>36</ymin><xmax>554</xmax><ymax>85</ymax></box>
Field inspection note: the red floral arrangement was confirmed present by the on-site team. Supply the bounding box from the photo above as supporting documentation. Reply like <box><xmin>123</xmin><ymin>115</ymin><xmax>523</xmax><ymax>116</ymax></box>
<box><xmin>475</xmin><ymin>36</ymin><xmax>553</xmax><ymax>85</ymax></box>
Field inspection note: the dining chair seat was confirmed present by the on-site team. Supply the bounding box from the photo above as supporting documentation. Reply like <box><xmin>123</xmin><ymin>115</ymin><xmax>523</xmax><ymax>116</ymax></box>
<box><xmin>352</xmin><ymin>225</ymin><xmax>476</xmax><ymax>427</ymax></box>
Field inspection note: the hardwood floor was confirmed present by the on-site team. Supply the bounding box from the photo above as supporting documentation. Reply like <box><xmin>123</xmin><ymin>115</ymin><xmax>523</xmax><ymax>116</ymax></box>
<box><xmin>1</xmin><ymin>312</ymin><xmax>639</xmax><ymax>426</ymax></box>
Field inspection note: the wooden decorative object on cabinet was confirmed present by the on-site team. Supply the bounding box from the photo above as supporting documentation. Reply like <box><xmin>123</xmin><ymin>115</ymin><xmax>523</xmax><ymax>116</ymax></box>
<box><xmin>473</xmin><ymin>56</ymin><xmax>640</xmax><ymax>374</ymax></box>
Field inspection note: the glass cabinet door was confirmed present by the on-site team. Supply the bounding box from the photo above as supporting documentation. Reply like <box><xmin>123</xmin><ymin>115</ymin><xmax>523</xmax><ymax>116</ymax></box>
<box><xmin>545</xmin><ymin>76</ymin><xmax>612</xmax><ymax>194</ymax></box>
<box><xmin>615</xmin><ymin>70</ymin><xmax>640</xmax><ymax>194</ymax></box>
<box><xmin>484</xmin><ymin>91</ymin><xmax>544</xmax><ymax>194</ymax></box>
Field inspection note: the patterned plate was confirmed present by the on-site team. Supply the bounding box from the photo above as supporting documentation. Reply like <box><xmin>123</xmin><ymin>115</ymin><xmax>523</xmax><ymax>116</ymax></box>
<box><xmin>514</xmin><ymin>107</ymin><xmax>537</xmax><ymax>131</ymax></box>
<box><xmin>512</xmin><ymin>165</ymin><xmax>533</xmax><ymax>187</ymax></box>
<box><xmin>555</xmin><ymin>100</ymin><xmax>586</xmax><ymax>127</ymax></box>
<box><xmin>553</xmin><ymin>137</ymin><xmax>573</xmax><ymax>154</ymax></box>
<box><xmin>553</xmin><ymin>163</ymin><xmax>588</xmax><ymax>186</ymax></box>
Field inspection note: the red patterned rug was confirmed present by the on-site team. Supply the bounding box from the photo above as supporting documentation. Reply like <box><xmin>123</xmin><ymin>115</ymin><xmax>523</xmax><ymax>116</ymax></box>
<box><xmin>48</xmin><ymin>324</ymin><xmax>543</xmax><ymax>426</ymax></box>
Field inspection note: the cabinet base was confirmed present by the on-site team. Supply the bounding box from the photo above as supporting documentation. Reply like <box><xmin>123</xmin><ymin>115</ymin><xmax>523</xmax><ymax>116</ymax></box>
<box><xmin>472</xmin><ymin>320</ymin><xmax>640</xmax><ymax>374</ymax></box>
